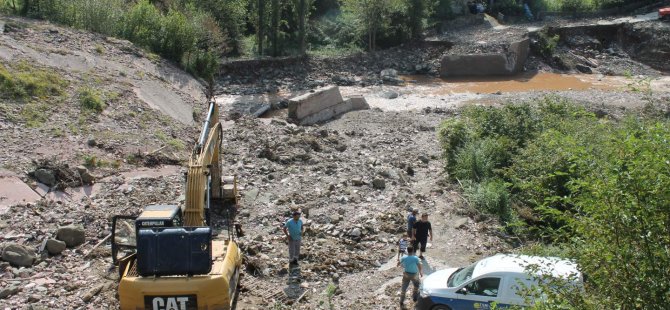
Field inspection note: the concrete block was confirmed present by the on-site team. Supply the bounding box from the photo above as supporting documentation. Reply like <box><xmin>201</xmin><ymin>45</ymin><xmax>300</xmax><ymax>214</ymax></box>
<box><xmin>288</xmin><ymin>86</ymin><xmax>344</xmax><ymax>120</ymax></box>
<box><xmin>439</xmin><ymin>38</ymin><xmax>530</xmax><ymax>77</ymax></box>
<box><xmin>298</xmin><ymin>96</ymin><xmax>369</xmax><ymax>125</ymax></box>
<box><xmin>509</xmin><ymin>38</ymin><xmax>530</xmax><ymax>73</ymax></box>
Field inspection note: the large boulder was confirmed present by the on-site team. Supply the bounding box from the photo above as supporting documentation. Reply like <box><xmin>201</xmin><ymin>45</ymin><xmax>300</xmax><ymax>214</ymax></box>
<box><xmin>0</xmin><ymin>284</ymin><xmax>20</xmax><ymax>299</ymax></box>
<box><xmin>33</xmin><ymin>168</ymin><xmax>56</xmax><ymax>187</ymax></box>
<box><xmin>372</xmin><ymin>178</ymin><xmax>386</xmax><ymax>190</ymax></box>
<box><xmin>56</xmin><ymin>225</ymin><xmax>86</xmax><ymax>247</ymax></box>
<box><xmin>46</xmin><ymin>239</ymin><xmax>67</xmax><ymax>255</ymax></box>
<box><xmin>2</xmin><ymin>243</ymin><xmax>36</xmax><ymax>267</ymax></box>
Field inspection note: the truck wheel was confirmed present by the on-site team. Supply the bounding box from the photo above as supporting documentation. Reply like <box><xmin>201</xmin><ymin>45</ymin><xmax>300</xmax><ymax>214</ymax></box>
<box><xmin>431</xmin><ymin>305</ymin><xmax>452</xmax><ymax>310</ymax></box>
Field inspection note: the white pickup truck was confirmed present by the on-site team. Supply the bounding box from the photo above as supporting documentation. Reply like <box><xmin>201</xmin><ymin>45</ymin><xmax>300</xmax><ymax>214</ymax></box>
<box><xmin>415</xmin><ymin>254</ymin><xmax>582</xmax><ymax>310</ymax></box>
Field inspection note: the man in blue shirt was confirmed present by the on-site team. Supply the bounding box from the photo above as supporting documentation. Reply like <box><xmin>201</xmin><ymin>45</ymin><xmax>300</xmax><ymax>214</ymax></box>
<box><xmin>397</xmin><ymin>247</ymin><xmax>423</xmax><ymax>308</ymax></box>
<box><xmin>282</xmin><ymin>211</ymin><xmax>304</xmax><ymax>265</ymax></box>
<box><xmin>407</xmin><ymin>208</ymin><xmax>418</xmax><ymax>237</ymax></box>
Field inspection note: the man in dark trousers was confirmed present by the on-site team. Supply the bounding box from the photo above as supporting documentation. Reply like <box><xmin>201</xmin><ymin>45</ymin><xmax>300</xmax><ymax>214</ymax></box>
<box><xmin>406</xmin><ymin>208</ymin><xmax>419</xmax><ymax>237</ymax></box>
<box><xmin>397</xmin><ymin>247</ymin><xmax>423</xmax><ymax>309</ymax></box>
<box><xmin>412</xmin><ymin>213</ymin><xmax>433</xmax><ymax>260</ymax></box>
<box><xmin>282</xmin><ymin>211</ymin><xmax>304</xmax><ymax>265</ymax></box>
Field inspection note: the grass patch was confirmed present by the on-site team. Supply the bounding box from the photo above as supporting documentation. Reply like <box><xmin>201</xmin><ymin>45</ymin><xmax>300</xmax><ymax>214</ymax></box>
<box><xmin>78</xmin><ymin>87</ymin><xmax>106</xmax><ymax>112</ymax></box>
<box><xmin>20</xmin><ymin>102</ymin><xmax>50</xmax><ymax>127</ymax></box>
<box><xmin>83</xmin><ymin>154</ymin><xmax>119</xmax><ymax>168</ymax></box>
<box><xmin>307</xmin><ymin>45</ymin><xmax>363</xmax><ymax>58</ymax></box>
<box><xmin>155</xmin><ymin>130</ymin><xmax>185</xmax><ymax>151</ymax></box>
<box><xmin>0</xmin><ymin>61</ymin><xmax>68</xmax><ymax>100</ymax></box>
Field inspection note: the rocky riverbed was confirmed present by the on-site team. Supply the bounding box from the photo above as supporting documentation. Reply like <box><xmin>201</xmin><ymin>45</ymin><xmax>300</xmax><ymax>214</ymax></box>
<box><xmin>1</xmin><ymin>11</ymin><xmax>669</xmax><ymax>310</ymax></box>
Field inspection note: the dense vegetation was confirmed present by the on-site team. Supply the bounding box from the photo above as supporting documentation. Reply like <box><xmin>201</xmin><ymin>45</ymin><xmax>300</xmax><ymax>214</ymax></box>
<box><xmin>439</xmin><ymin>97</ymin><xmax>670</xmax><ymax>308</ymax></box>
<box><xmin>1</xmin><ymin>0</ymin><xmax>655</xmax><ymax>78</ymax></box>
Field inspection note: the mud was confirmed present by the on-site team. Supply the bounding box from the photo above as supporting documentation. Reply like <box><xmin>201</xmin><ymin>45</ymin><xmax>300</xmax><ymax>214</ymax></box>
<box><xmin>401</xmin><ymin>71</ymin><xmax>626</xmax><ymax>94</ymax></box>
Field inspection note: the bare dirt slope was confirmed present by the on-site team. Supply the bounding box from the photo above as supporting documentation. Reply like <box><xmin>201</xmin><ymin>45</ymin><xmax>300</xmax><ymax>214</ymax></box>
<box><xmin>0</xmin><ymin>16</ymin><xmax>205</xmax><ymax>178</ymax></box>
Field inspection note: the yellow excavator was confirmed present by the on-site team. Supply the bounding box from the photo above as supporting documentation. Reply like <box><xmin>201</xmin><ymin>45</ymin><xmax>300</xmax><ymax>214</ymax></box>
<box><xmin>111</xmin><ymin>100</ymin><xmax>243</xmax><ymax>310</ymax></box>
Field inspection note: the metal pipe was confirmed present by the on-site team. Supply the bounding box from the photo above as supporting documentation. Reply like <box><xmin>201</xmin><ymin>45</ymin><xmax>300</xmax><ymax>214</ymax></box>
<box><xmin>198</xmin><ymin>101</ymin><xmax>216</xmax><ymax>149</ymax></box>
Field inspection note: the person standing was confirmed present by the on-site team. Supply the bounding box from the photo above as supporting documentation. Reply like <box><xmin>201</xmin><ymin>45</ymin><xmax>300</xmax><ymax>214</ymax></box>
<box><xmin>407</xmin><ymin>208</ymin><xmax>419</xmax><ymax>238</ymax></box>
<box><xmin>397</xmin><ymin>247</ymin><xmax>423</xmax><ymax>309</ymax></box>
<box><xmin>282</xmin><ymin>210</ymin><xmax>304</xmax><ymax>265</ymax></box>
<box><xmin>412</xmin><ymin>213</ymin><xmax>433</xmax><ymax>260</ymax></box>
<box><xmin>522</xmin><ymin>0</ymin><xmax>534</xmax><ymax>21</ymax></box>
<box><xmin>397</xmin><ymin>233</ymin><xmax>410</xmax><ymax>262</ymax></box>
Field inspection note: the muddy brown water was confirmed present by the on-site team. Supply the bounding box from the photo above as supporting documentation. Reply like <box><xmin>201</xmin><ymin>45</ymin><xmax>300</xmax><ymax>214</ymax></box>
<box><xmin>400</xmin><ymin>71</ymin><xmax>626</xmax><ymax>94</ymax></box>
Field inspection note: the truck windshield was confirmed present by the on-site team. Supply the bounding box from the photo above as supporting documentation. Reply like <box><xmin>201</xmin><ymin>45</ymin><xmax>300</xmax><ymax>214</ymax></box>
<box><xmin>448</xmin><ymin>263</ymin><xmax>476</xmax><ymax>287</ymax></box>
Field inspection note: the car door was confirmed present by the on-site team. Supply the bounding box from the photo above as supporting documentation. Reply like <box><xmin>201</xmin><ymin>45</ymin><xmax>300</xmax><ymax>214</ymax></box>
<box><xmin>455</xmin><ymin>277</ymin><xmax>502</xmax><ymax>310</ymax></box>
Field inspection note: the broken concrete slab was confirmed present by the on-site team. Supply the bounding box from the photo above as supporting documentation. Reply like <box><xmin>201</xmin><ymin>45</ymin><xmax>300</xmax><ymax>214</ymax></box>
<box><xmin>289</xmin><ymin>86</ymin><xmax>344</xmax><ymax>120</ymax></box>
<box><xmin>297</xmin><ymin>96</ymin><xmax>370</xmax><ymax>126</ymax></box>
<box><xmin>0</xmin><ymin>171</ymin><xmax>41</xmax><ymax>214</ymax></box>
<box><xmin>439</xmin><ymin>38</ymin><xmax>530</xmax><ymax>77</ymax></box>
<box><xmin>133</xmin><ymin>80</ymin><xmax>194</xmax><ymax>125</ymax></box>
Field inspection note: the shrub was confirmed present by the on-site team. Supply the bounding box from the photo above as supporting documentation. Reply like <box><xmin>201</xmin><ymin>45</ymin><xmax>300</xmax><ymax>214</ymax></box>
<box><xmin>564</xmin><ymin>121</ymin><xmax>670</xmax><ymax>308</ymax></box>
<box><xmin>492</xmin><ymin>0</ymin><xmax>523</xmax><ymax>16</ymax></box>
<box><xmin>27</xmin><ymin>0</ymin><xmax>125</xmax><ymax>36</ymax></box>
<box><xmin>121</xmin><ymin>0</ymin><xmax>163</xmax><ymax>51</ymax></box>
<box><xmin>452</xmin><ymin>137</ymin><xmax>512</xmax><ymax>182</ymax></box>
<box><xmin>78</xmin><ymin>87</ymin><xmax>105</xmax><ymax>113</ymax></box>
<box><xmin>184</xmin><ymin>50</ymin><xmax>218</xmax><ymax>85</ymax></box>
<box><xmin>463</xmin><ymin>179</ymin><xmax>511</xmax><ymax>222</ymax></box>
<box><xmin>559</xmin><ymin>0</ymin><xmax>594</xmax><ymax>13</ymax></box>
<box><xmin>159</xmin><ymin>9</ymin><xmax>196</xmax><ymax>63</ymax></box>
<box><xmin>438</xmin><ymin>118</ymin><xmax>470</xmax><ymax>175</ymax></box>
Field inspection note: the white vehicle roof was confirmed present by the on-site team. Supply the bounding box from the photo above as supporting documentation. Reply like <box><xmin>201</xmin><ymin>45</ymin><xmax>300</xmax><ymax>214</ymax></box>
<box><xmin>473</xmin><ymin>254</ymin><xmax>580</xmax><ymax>280</ymax></box>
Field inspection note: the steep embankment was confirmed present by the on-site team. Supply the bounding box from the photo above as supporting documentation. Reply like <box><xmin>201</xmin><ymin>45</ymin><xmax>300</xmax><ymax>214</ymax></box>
<box><xmin>0</xmin><ymin>16</ymin><xmax>207</xmax><ymax>308</ymax></box>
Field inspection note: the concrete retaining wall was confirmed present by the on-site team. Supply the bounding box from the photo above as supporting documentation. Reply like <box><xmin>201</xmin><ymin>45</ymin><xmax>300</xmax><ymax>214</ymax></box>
<box><xmin>289</xmin><ymin>86</ymin><xmax>344</xmax><ymax>120</ymax></box>
<box><xmin>288</xmin><ymin>87</ymin><xmax>369</xmax><ymax>125</ymax></box>
<box><xmin>439</xmin><ymin>38</ymin><xmax>530</xmax><ymax>77</ymax></box>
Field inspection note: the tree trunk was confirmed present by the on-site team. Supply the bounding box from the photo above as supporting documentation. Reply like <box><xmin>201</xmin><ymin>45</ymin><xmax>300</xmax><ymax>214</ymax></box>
<box><xmin>409</xmin><ymin>0</ymin><xmax>424</xmax><ymax>40</ymax></box>
<box><xmin>20</xmin><ymin>0</ymin><xmax>30</xmax><ymax>16</ymax></box>
<box><xmin>258</xmin><ymin>0</ymin><xmax>265</xmax><ymax>56</ymax></box>
<box><xmin>271</xmin><ymin>0</ymin><xmax>279</xmax><ymax>57</ymax></box>
<box><xmin>298</xmin><ymin>0</ymin><xmax>306</xmax><ymax>54</ymax></box>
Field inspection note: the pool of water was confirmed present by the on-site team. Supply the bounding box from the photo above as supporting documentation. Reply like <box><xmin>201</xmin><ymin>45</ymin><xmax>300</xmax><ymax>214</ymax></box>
<box><xmin>400</xmin><ymin>71</ymin><xmax>626</xmax><ymax>94</ymax></box>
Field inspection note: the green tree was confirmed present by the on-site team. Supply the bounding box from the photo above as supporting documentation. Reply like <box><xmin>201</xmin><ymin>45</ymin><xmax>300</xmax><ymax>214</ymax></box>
<box><xmin>122</xmin><ymin>0</ymin><xmax>163</xmax><ymax>51</ymax></box>
<box><xmin>340</xmin><ymin>0</ymin><xmax>388</xmax><ymax>51</ymax></box>
<box><xmin>257</xmin><ymin>0</ymin><xmax>265</xmax><ymax>55</ymax></box>
<box><xmin>569</xmin><ymin>122</ymin><xmax>670</xmax><ymax>309</ymax></box>
<box><xmin>270</xmin><ymin>0</ymin><xmax>279</xmax><ymax>56</ymax></box>
<box><xmin>298</xmin><ymin>0</ymin><xmax>306</xmax><ymax>54</ymax></box>
<box><xmin>408</xmin><ymin>0</ymin><xmax>425</xmax><ymax>40</ymax></box>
